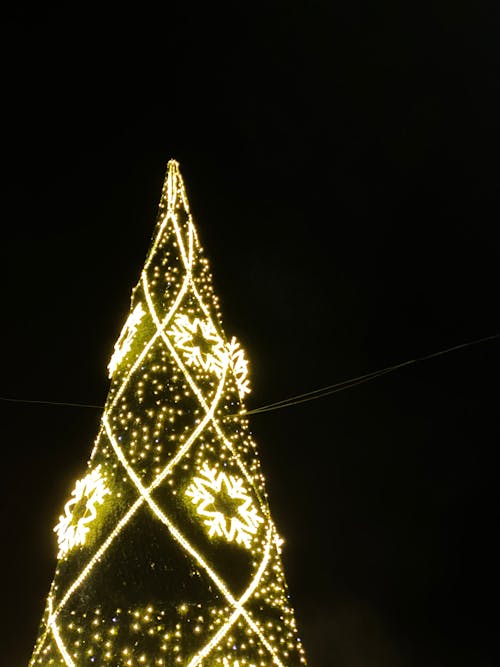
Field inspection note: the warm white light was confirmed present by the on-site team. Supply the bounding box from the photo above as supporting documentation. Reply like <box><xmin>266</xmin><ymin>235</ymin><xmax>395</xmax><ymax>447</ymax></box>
<box><xmin>226</xmin><ymin>336</ymin><xmax>251</xmax><ymax>398</ymax></box>
<box><xmin>53</xmin><ymin>465</ymin><xmax>110</xmax><ymax>557</ymax></box>
<box><xmin>30</xmin><ymin>160</ymin><xmax>306</xmax><ymax>667</ymax></box>
<box><xmin>108</xmin><ymin>302</ymin><xmax>145</xmax><ymax>377</ymax></box>
<box><xmin>186</xmin><ymin>462</ymin><xmax>263</xmax><ymax>548</ymax></box>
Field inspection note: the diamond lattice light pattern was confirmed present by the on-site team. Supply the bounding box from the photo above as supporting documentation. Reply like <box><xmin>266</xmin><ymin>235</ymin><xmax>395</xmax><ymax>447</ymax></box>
<box><xmin>29</xmin><ymin>160</ymin><xmax>308</xmax><ymax>667</ymax></box>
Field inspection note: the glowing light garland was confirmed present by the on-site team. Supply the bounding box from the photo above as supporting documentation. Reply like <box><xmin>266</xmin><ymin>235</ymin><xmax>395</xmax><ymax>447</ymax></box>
<box><xmin>29</xmin><ymin>160</ymin><xmax>307</xmax><ymax>667</ymax></box>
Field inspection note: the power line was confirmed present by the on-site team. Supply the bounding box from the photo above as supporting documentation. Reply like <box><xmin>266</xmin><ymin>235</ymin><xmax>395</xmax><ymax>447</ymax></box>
<box><xmin>228</xmin><ymin>333</ymin><xmax>500</xmax><ymax>418</ymax></box>
<box><xmin>0</xmin><ymin>396</ymin><xmax>104</xmax><ymax>410</ymax></box>
<box><xmin>0</xmin><ymin>333</ymin><xmax>498</xmax><ymax>417</ymax></box>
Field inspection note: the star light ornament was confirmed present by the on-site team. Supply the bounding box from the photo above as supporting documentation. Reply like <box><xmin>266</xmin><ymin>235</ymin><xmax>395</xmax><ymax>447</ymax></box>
<box><xmin>186</xmin><ymin>463</ymin><xmax>264</xmax><ymax>548</ymax></box>
<box><xmin>53</xmin><ymin>465</ymin><xmax>110</xmax><ymax>558</ymax></box>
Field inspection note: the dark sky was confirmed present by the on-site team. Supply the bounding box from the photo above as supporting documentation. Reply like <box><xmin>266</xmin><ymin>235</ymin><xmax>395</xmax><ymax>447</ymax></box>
<box><xmin>1</xmin><ymin>3</ymin><xmax>499</xmax><ymax>666</ymax></box>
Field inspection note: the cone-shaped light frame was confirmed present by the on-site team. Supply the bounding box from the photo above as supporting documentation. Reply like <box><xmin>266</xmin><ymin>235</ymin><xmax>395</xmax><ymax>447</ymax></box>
<box><xmin>29</xmin><ymin>161</ymin><xmax>308</xmax><ymax>667</ymax></box>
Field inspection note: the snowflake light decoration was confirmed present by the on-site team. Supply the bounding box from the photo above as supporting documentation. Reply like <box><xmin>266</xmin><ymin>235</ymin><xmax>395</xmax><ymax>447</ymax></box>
<box><xmin>168</xmin><ymin>314</ymin><xmax>227</xmax><ymax>376</ymax></box>
<box><xmin>226</xmin><ymin>336</ymin><xmax>251</xmax><ymax>398</ymax></box>
<box><xmin>169</xmin><ymin>314</ymin><xmax>251</xmax><ymax>397</ymax></box>
<box><xmin>53</xmin><ymin>465</ymin><xmax>110</xmax><ymax>557</ymax></box>
<box><xmin>185</xmin><ymin>462</ymin><xmax>263</xmax><ymax>549</ymax></box>
<box><xmin>108</xmin><ymin>302</ymin><xmax>145</xmax><ymax>377</ymax></box>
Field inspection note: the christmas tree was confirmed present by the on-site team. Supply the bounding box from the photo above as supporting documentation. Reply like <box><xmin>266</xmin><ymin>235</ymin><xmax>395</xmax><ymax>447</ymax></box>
<box><xmin>29</xmin><ymin>160</ymin><xmax>308</xmax><ymax>667</ymax></box>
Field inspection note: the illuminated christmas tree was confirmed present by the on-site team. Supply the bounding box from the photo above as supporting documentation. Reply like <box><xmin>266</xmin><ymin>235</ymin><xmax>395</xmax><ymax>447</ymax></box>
<box><xmin>29</xmin><ymin>160</ymin><xmax>308</xmax><ymax>667</ymax></box>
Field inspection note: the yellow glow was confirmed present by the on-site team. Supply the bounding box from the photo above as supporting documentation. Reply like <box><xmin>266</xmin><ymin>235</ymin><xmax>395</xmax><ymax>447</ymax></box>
<box><xmin>226</xmin><ymin>336</ymin><xmax>251</xmax><ymax>398</ymax></box>
<box><xmin>48</xmin><ymin>596</ymin><xmax>76</xmax><ymax>667</ymax></box>
<box><xmin>168</xmin><ymin>313</ymin><xmax>227</xmax><ymax>376</ymax></box>
<box><xmin>53</xmin><ymin>464</ymin><xmax>110</xmax><ymax>557</ymax></box>
<box><xmin>168</xmin><ymin>315</ymin><xmax>251</xmax><ymax>399</ymax></box>
<box><xmin>222</xmin><ymin>659</ymin><xmax>257</xmax><ymax>667</ymax></box>
<box><xmin>108</xmin><ymin>302</ymin><xmax>145</xmax><ymax>377</ymax></box>
<box><xmin>186</xmin><ymin>462</ymin><xmax>264</xmax><ymax>548</ymax></box>
<box><xmin>30</xmin><ymin>160</ymin><xmax>307</xmax><ymax>667</ymax></box>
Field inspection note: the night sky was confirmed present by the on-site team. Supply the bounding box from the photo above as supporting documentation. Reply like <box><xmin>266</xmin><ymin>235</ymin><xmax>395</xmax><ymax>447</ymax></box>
<box><xmin>1</xmin><ymin>3</ymin><xmax>500</xmax><ymax>666</ymax></box>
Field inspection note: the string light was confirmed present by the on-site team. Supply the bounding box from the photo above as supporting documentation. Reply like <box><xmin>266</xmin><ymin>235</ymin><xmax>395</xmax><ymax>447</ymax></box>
<box><xmin>29</xmin><ymin>160</ymin><xmax>307</xmax><ymax>667</ymax></box>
